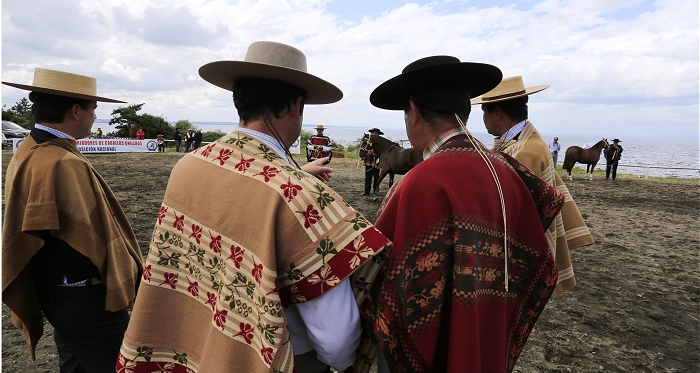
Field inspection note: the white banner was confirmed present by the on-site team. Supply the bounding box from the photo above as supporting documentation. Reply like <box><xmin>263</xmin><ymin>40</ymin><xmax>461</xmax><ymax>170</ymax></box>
<box><xmin>76</xmin><ymin>139</ymin><xmax>158</xmax><ymax>153</ymax></box>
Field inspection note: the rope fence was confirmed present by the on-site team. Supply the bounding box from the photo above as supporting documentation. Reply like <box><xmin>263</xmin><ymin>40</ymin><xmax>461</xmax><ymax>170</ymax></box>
<box><xmin>556</xmin><ymin>161</ymin><xmax>700</xmax><ymax>179</ymax></box>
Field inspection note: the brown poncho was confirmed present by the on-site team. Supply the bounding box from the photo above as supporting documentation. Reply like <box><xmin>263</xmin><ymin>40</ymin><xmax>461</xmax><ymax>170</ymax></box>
<box><xmin>2</xmin><ymin>136</ymin><xmax>144</xmax><ymax>360</ymax></box>
<box><xmin>494</xmin><ymin>122</ymin><xmax>594</xmax><ymax>297</ymax></box>
<box><xmin>117</xmin><ymin>132</ymin><xmax>391</xmax><ymax>373</ymax></box>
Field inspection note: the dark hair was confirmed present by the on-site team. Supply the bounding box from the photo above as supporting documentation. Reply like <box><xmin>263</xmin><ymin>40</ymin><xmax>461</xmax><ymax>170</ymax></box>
<box><xmin>232</xmin><ymin>77</ymin><xmax>307</xmax><ymax>122</ymax></box>
<box><xmin>402</xmin><ymin>86</ymin><xmax>471</xmax><ymax>124</ymax></box>
<box><xmin>28</xmin><ymin>92</ymin><xmax>92</xmax><ymax>124</ymax></box>
<box><xmin>482</xmin><ymin>96</ymin><xmax>528</xmax><ymax>122</ymax></box>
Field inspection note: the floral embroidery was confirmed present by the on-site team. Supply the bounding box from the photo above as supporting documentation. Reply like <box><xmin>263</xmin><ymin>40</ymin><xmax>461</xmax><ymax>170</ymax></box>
<box><xmin>416</xmin><ymin>251</ymin><xmax>439</xmax><ymax>272</ymax></box>
<box><xmin>117</xmin><ymin>354</ymin><xmax>137</xmax><ymax>373</ymax></box>
<box><xmin>214</xmin><ymin>307</ymin><xmax>228</xmax><ymax>331</ymax></box>
<box><xmin>187</xmin><ymin>277</ymin><xmax>199</xmax><ymax>298</ymax></box>
<box><xmin>158</xmin><ymin>206</ymin><xmax>168</xmax><ymax>225</ymax></box>
<box><xmin>252</xmin><ymin>260</ymin><xmax>263</xmax><ymax>285</ymax></box>
<box><xmin>255</xmin><ymin>165</ymin><xmax>280</xmax><ymax>182</ymax></box>
<box><xmin>296</xmin><ymin>204</ymin><xmax>322</xmax><ymax>228</ymax></box>
<box><xmin>200</xmin><ymin>143</ymin><xmax>216</xmax><ymax>158</ymax></box>
<box><xmin>189</xmin><ymin>224</ymin><xmax>203</xmax><ymax>244</ymax></box>
<box><xmin>143</xmin><ymin>264</ymin><xmax>152</xmax><ymax>282</ymax></box>
<box><xmin>234</xmin><ymin>322</ymin><xmax>255</xmax><ymax>344</ymax></box>
<box><xmin>307</xmin><ymin>265</ymin><xmax>340</xmax><ymax>292</ymax></box>
<box><xmin>228</xmin><ymin>245</ymin><xmax>244</xmax><ymax>269</ymax></box>
<box><xmin>261</xmin><ymin>346</ymin><xmax>274</xmax><ymax>365</ymax></box>
<box><xmin>173</xmin><ymin>213</ymin><xmax>185</xmax><ymax>233</ymax></box>
<box><xmin>348</xmin><ymin>235</ymin><xmax>374</xmax><ymax>269</ymax></box>
<box><xmin>159</xmin><ymin>272</ymin><xmax>178</xmax><ymax>289</ymax></box>
<box><xmin>209</xmin><ymin>231</ymin><xmax>222</xmax><ymax>255</ymax></box>
<box><xmin>312</xmin><ymin>183</ymin><xmax>335</xmax><ymax>210</ymax></box>
<box><xmin>280</xmin><ymin>177</ymin><xmax>302</xmax><ymax>202</ymax></box>
<box><xmin>205</xmin><ymin>292</ymin><xmax>217</xmax><ymax>312</ymax></box>
<box><xmin>235</xmin><ymin>154</ymin><xmax>255</xmax><ymax>173</ymax></box>
<box><xmin>226</xmin><ymin>133</ymin><xmax>253</xmax><ymax>149</ymax></box>
<box><xmin>255</xmin><ymin>143</ymin><xmax>281</xmax><ymax>162</ymax></box>
<box><xmin>214</xmin><ymin>148</ymin><xmax>233</xmax><ymax>166</ymax></box>
<box><xmin>315</xmin><ymin>237</ymin><xmax>337</xmax><ymax>265</ymax></box>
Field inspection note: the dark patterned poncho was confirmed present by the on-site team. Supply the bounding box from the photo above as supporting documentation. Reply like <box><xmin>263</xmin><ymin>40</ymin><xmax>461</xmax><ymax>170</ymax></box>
<box><xmin>355</xmin><ymin>135</ymin><xmax>564</xmax><ymax>373</ymax></box>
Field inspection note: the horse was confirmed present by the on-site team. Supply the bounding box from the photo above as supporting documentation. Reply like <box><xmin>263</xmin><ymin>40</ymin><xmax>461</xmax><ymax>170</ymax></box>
<box><xmin>359</xmin><ymin>133</ymin><xmax>422</xmax><ymax>195</ymax></box>
<box><xmin>562</xmin><ymin>138</ymin><xmax>609</xmax><ymax>180</ymax></box>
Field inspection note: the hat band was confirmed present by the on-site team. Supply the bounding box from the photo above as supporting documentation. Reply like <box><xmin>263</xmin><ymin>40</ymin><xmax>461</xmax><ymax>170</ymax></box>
<box><xmin>482</xmin><ymin>89</ymin><xmax>527</xmax><ymax>101</ymax></box>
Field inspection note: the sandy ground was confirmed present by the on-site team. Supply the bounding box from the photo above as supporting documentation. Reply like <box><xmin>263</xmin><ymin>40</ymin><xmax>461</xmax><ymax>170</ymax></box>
<box><xmin>2</xmin><ymin>150</ymin><xmax>698</xmax><ymax>372</ymax></box>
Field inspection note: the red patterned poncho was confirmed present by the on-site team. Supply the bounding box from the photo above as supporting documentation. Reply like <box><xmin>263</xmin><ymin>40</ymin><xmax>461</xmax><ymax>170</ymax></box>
<box><xmin>361</xmin><ymin>135</ymin><xmax>564</xmax><ymax>373</ymax></box>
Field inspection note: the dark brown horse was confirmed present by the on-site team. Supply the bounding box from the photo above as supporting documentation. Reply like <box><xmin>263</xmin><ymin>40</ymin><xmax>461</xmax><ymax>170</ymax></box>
<box><xmin>562</xmin><ymin>138</ymin><xmax>609</xmax><ymax>180</ymax></box>
<box><xmin>359</xmin><ymin>134</ymin><xmax>422</xmax><ymax>195</ymax></box>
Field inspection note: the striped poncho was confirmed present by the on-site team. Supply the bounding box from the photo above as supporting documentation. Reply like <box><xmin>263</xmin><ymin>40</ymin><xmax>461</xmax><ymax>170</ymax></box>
<box><xmin>494</xmin><ymin>122</ymin><xmax>594</xmax><ymax>297</ymax></box>
<box><xmin>117</xmin><ymin>132</ymin><xmax>391</xmax><ymax>373</ymax></box>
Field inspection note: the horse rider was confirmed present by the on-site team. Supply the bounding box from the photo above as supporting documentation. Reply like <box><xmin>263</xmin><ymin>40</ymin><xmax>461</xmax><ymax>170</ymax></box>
<box><xmin>472</xmin><ymin>75</ymin><xmax>594</xmax><ymax>298</ymax></box>
<box><xmin>307</xmin><ymin>124</ymin><xmax>332</xmax><ymax>162</ymax></box>
<box><xmin>361</xmin><ymin>128</ymin><xmax>382</xmax><ymax>196</ymax></box>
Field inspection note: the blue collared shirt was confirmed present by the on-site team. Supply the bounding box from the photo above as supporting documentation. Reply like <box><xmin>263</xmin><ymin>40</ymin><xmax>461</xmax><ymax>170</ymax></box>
<box><xmin>499</xmin><ymin>119</ymin><xmax>528</xmax><ymax>141</ymax></box>
<box><xmin>34</xmin><ymin>124</ymin><xmax>76</xmax><ymax>141</ymax></box>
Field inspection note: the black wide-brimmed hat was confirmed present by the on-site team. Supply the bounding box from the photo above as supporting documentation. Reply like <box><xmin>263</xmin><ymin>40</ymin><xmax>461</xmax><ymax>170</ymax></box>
<box><xmin>370</xmin><ymin>56</ymin><xmax>502</xmax><ymax>110</ymax></box>
<box><xmin>368</xmin><ymin>128</ymin><xmax>384</xmax><ymax>135</ymax></box>
<box><xmin>612</xmin><ymin>139</ymin><xmax>621</xmax><ymax>142</ymax></box>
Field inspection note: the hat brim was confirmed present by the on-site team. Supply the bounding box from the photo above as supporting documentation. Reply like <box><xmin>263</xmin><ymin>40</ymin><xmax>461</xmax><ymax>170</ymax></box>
<box><xmin>199</xmin><ymin>61</ymin><xmax>342</xmax><ymax>105</ymax></box>
<box><xmin>370</xmin><ymin>63</ymin><xmax>502</xmax><ymax>110</ymax></box>
<box><xmin>470</xmin><ymin>85</ymin><xmax>549</xmax><ymax>105</ymax></box>
<box><xmin>1</xmin><ymin>82</ymin><xmax>125</xmax><ymax>103</ymax></box>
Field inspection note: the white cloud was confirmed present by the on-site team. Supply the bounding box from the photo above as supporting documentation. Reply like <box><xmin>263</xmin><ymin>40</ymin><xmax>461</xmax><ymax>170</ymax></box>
<box><xmin>2</xmin><ymin>0</ymin><xmax>697</xmax><ymax>139</ymax></box>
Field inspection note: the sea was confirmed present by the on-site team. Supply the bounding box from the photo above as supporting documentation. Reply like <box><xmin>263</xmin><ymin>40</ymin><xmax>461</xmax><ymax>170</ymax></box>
<box><xmin>94</xmin><ymin>120</ymin><xmax>700</xmax><ymax>179</ymax></box>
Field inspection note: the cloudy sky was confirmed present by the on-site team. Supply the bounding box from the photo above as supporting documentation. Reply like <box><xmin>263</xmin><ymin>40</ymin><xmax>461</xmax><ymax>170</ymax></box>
<box><xmin>2</xmin><ymin>0</ymin><xmax>698</xmax><ymax>139</ymax></box>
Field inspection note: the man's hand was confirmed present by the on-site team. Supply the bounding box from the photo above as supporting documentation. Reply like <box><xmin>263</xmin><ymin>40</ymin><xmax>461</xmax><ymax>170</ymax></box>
<box><xmin>302</xmin><ymin>157</ymin><xmax>333</xmax><ymax>181</ymax></box>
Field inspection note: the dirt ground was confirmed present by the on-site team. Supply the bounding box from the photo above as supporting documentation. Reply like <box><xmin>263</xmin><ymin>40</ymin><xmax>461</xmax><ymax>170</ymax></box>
<box><xmin>2</xmin><ymin>151</ymin><xmax>698</xmax><ymax>372</ymax></box>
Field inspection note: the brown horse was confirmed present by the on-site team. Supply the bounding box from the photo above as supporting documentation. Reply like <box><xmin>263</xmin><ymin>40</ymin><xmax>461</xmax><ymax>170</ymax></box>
<box><xmin>359</xmin><ymin>134</ymin><xmax>422</xmax><ymax>195</ymax></box>
<box><xmin>562</xmin><ymin>138</ymin><xmax>609</xmax><ymax>180</ymax></box>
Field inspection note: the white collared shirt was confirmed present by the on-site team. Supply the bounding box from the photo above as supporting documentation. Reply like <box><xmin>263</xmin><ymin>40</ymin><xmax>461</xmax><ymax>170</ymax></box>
<box><xmin>34</xmin><ymin>124</ymin><xmax>76</xmax><ymax>141</ymax></box>
<box><xmin>499</xmin><ymin>119</ymin><xmax>528</xmax><ymax>141</ymax></box>
<box><xmin>237</xmin><ymin>127</ymin><xmax>361</xmax><ymax>369</ymax></box>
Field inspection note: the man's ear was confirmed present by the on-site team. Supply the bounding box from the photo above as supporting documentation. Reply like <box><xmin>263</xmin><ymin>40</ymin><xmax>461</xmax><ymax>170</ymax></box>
<box><xmin>289</xmin><ymin>96</ymin><xmax>304</xmax><ymax>121</ymax></box>
<box><xmin>406</xmin><ymin>100</ymin><xmax>422</xmax><ymax>128</ymax></box>
<box><xmin>64</xmin><ymin>103</ymin><xmax>81</xmax><ymax>122</ymax></box>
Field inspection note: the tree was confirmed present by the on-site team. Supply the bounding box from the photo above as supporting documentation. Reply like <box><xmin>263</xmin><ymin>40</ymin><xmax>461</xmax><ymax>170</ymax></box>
<box><xmin>202</xmin><ymin>129</ymin><xmax>226</xmax><ymax>143</ymax></box>
<box><xmin>2</xmin><ymin>98</ymin><xmax>32</xmax><ymax>127</ymax></box>
<box><xmin>108</xmin><ymin>103</ymin><xmax>173</xmax><ymax>138</ymax></box>
<box><xmin>174</xmin><ymin>120</ymin><xmax>193</xmax><ymax>132</ymax></box>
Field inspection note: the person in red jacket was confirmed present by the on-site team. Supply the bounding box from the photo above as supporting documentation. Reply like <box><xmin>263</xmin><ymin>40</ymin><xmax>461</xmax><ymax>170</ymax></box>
<box><xmin>136</xmin><ymin>128</ymin><xmax>145</xmax><ymax>140</ymax></box>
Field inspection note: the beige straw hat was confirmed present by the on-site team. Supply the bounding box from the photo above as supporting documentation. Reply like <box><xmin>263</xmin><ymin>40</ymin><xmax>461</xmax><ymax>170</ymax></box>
<box><xmin>199</xmin><ymin>41</ymin><xmax>342</xmax><ymax>105</ymax></box>
<box><xmin>2</xmin><ymin>68</ymin><xmax>125</xmax><ymax>103</ymax></box>
<box><xmin>470</xmin><ymin>75</ymin><xmax>549</xmax><ymax>105</ymax></box>
<box><xmin>316</xmin><ymin>124</ymin><xmax>325</xmax><ymax>130</ymax></box>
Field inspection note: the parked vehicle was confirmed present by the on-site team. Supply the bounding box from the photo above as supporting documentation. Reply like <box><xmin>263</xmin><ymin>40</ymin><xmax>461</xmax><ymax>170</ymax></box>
<box><xmin>2</xmin><ymin>121</ymin><xmax>30</xmax><ymax>141</ymax></box>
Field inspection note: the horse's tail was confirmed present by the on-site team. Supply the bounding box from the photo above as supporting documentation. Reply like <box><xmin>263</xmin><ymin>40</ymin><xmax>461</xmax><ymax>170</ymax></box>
<box><xmin>562</xmin><ymin>151</ymin><xmax>575</xmax><ymax>171</ymax></box>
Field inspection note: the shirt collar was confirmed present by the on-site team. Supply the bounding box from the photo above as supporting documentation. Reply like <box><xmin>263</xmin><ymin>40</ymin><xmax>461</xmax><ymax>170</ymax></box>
<box><xmin>234</xmin><ymin>127</ymin><xmax>289</xmax><ymax>164</ymax></box>
<box><xmin>422</xmin><ymin>127</ymin><xmax>465</xmax><ymax>160</ymax></box>
<box><xmin>34</xmin><ymin>124</ymin><xmax>76</xmax><ymax>141</ymax></box>
<box><xmin>499</xmin><ymin>119</ymin><xmax>528</xmax><ymax>141</ymax></box>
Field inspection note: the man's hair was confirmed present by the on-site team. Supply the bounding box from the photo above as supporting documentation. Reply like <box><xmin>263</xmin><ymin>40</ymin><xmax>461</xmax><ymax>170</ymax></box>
<box><xmin>402</xmin><ymin>85</ymin><xmax>471</xmax><ymax>125</ymax></box>
<box><xmin>482</xmin><ymin>96</ymin><xmax>528</xmax><ymax>122</ymax></box>
<box><xmin>232</xmin><ymin>77</ymin><xmax>307</xmax><ymax>123</ymax></box>
<box><xmin>28</xmin><ymin>92</ymin><xmax>92</xmax><ymax>124</ymax></box>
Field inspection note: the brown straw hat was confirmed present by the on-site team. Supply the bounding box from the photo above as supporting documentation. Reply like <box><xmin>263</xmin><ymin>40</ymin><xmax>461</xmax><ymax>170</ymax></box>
<box><xmin>2</xmin><ymin>68</ymin><xmax>125</xmax><ymax>103</ymax></box>
<box><xmin>470</xmin><ymin>75</ymin><xmax>549</xmax><ymax>105</ymax></box>
<box><xmin>198</xmin><ymin>41</ymin><xmax>342</xmax><ymax>105</ymax></box>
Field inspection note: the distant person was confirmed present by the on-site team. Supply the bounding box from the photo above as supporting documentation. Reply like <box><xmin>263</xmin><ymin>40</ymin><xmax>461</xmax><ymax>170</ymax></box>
<box><xmin>2</xmin><ymin>68</ymin><xmax>143</xmax><ymax>372</ymax></box>
<box><xmin>472</xmin><ymin>75</ymin><xmax>594</xmax><ymax>297</ymax></box>
<box><xmin>307</xmin><ymin>124</ymin><xmax>332</xmax><ymax>162</ymax></box>
<box><xmin>362</xmin><ymin>56</ymin><xmax>564</xmax><ymax>373</ymax></box>
<box><xmin>605</xmin><ymin>138</ymin><xmax>623</xmax><ymax>180</ymax></box>
<box><xmin>184</xmin><ymin>128</ymin><xmax>195</xmax><ymax>152</ymax></box>
<box><xmin>173</xmin><ymin>128</ymin><xmax>182</xmax><ymax>152</ymax></box>
<box><xmin>549</xmin><ymin>136</ymin><xmax>561</xmax><ymax>166</ymax></box>
<box><xmin>116</xmin><ymin>41</ymin><xmax>390</xmax><ymax>373</ymax></box>
<box><xmin>361</xmin><ymin>127</ymin><xmax>382</xmax><ymax>196</ymax></box>
<box><xmin>193</xmin><ymin>129</ymin><xmax>203</xmax><ymax>149</ymax></box>
<box><xmin>136</xmin><ymin>127</ymin><xmax>145</xmax><ymax>140</ymax></box>
<box><xmin>129</xmin><ymin>123</ymin><xmax>137</xmax><ymax>139</ymax></box>
<box><xmin>157</xmin><ymin>134</ymin><xmax>166</xmax><ymax>152</ymax></box>
<box><xmin>95</xmin><ymin>127</ymin><xmax>103</xmax><ymax>138</ymax></box>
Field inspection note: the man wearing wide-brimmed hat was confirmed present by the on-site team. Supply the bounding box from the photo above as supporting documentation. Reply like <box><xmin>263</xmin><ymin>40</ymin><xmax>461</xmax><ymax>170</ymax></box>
<box><xmin>117</xmin><ymin>41</ymin><xmax>390</xmax><ymax>373</ymax></box>
<box><xmin>605</xmin><ymin>138</ymin><xmax>623</xmax><ymax>180</ymax></box>
<box><xmin>355</xmin><ymin>57</ymin><xmax>565</xmax><ymax>373</ymax></box>
<box><xmin>472</xmin><ymin>76</ymin><xmax>594</xmax><ymax>298</ymax></box>
<box><xmin>360</xmin><ymin>128</ymin><xmax>384</xmax><ymax>196</ymax></box>
<box><xmin>2</xmin><ymin>68</ymin><xmax>144</xmax><ymax>371</ymax></box>
<box><xmin>307</xmin><ymin>124</ymin><xmax>333</xmax><ymax>162</ymax></box>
